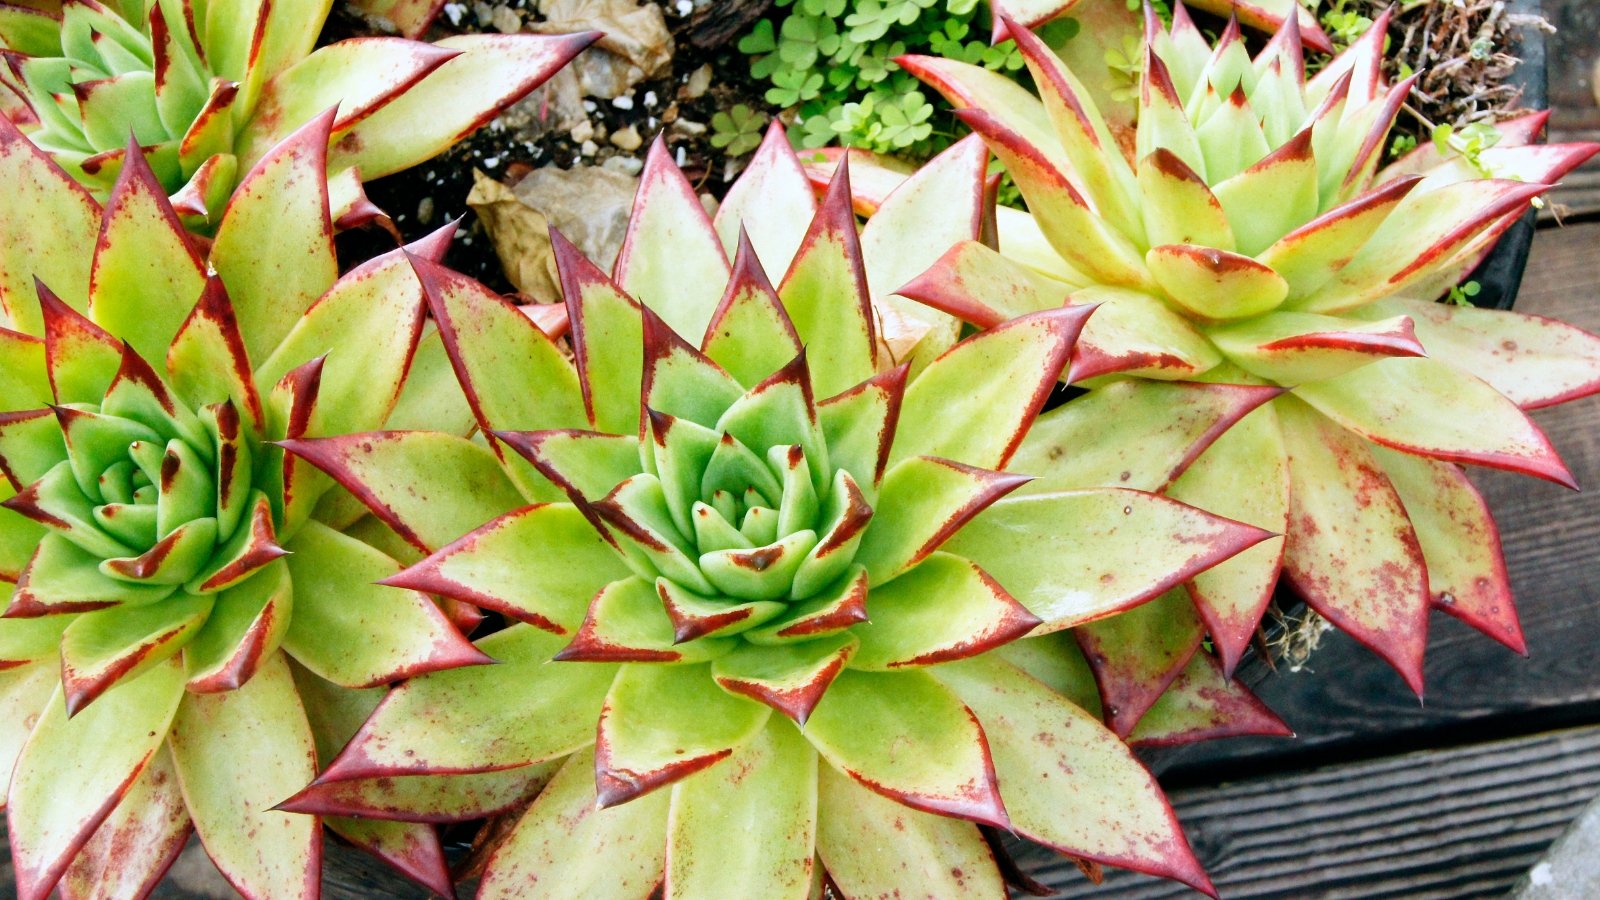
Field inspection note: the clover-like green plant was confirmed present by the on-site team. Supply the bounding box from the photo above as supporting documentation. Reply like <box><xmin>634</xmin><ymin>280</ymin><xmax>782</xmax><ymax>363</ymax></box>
<box><xmin>870</xmin><ymin>5</ymin><xmax>1600</xmax><ymax>724</ymax></box>
<box><xmin>275</xmin><ymin>125</ymin><xmax>1279</xmax><ymax>897</ymax></box>
<box><xmin>0</xmin><ymin>0</ymin><xmax>594</xmax><ymax>225</ymax></box>
<box><xmin>0</xmin><ymin>110</ymin><xmax>491</xmax><ymax>899</ymax></box>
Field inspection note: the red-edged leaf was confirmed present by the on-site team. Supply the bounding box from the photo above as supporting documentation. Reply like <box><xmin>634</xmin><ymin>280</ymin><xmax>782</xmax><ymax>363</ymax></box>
<box><xmin>852</xmin><ymin>553</ymin><xmax>1040</xmax><ymax>669</ymax></box>
<box><xmin>167</xmin><ymin>275</ymin><xmax>265</xmax><ymax>433</ymax></box>
<box><xmin>1074</xmin><ymin>589</ymin><xmax>1205</xmax><ymax>737</ymax></box>
<box><xmin>701</xmin><ymin>230</ymin><xmax>803</xmax><ymax>387</ymax></box>
<box><xmin>1128</xmin><ymin>651</ymin><xmax>1293</xmax><ymax>747</ymax></box>
<box><xmin>0</xmin><ymin>114</ymin><xmax>100</xmax><ymax>336</ymax></box>
<box><xmin>39</xmin><ymin>282</ymin><xmax>120</xmax><ymax>406</ymax></box>
<box><xmin>713</xmin><ymin>122</ymin><xmax>817</xmax><ymax>271</ymax></box>
<box><xmin>711</xmin><ymin>634</ymin><xmax>857</xmax><ymax>725</ymax></box>
<box><xmin>58</xmin><ymin>745</ymin><xmax>190</xmax><ymax>900</ymax></box>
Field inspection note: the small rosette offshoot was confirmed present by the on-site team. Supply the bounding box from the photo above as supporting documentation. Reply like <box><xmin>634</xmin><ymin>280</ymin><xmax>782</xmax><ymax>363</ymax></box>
<box><xmin>0</xmin><ymin>112</ymin><xmax>482</xmax><ymax>900</ymax></box>
<box><xmin>0</xmin><ymin>0</ymin><xmax>595</xmax><ymax>225</ymax></box>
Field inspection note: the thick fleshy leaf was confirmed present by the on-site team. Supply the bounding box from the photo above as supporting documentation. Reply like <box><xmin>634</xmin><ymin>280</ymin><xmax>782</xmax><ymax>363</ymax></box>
<box><xmin>594</xmin><ymin>662</ymin><xmax>771</xmax><ymax>807</ymax></box>
<box><xmin>210</xmin><ymin>109</ymin><xmax>338</xmax><ymax>364</ymax></box>
<box><xmin>1009</xmin><ymin>379</ymin><xmax>1282</xmax><ymax>492</ymax></box>
<box><xmin>1356</xmin><ymin>297</ymin><xmax>1600</xmax><ymax>410</ymax></box>
<box><xmin>1147</xmin><ymin>244</ymin><xmax>1289</xmax><ymax>322</ymax></box>
<box><xmin>895</xmin><ymin>306</ymin><xmax>1088</xmax><ymax>470</ymax></box>
<box><xmin>945</xmin><ymin>488</ymin><xmax>1273</xmax><ymax>630</ymax></box>
<box><xmin>59</xmin><ymin>595</ymin><xmax>212</xmax><ymax>715</ymax></box>
<box><xmin>853</xmin><ymin>553</ymin><xmax>1038</xmax><ymax>669</ymax></box>
<box><xmin>713</xmin><ymin>122</ymin><xmax>817</xmax><ymax>268</ymax></box>
<box><xmin>0</xmin><ymin>615</ymin><xmax>67</xmax><ymax>669</ymax></box>
<box><xmin>39</xmin><ymin>285</ymin><xmax>121</xmax><ymax>406</ymax></box>
<box><xmin>558</xmin><ymin>576</ymin><xmax>733</xmax><ymax>664</ymax></box>
<box><xmin>1373</xmin><ymin>446</ymin><xmax>1524</xmax><ymax>654</ymax></box>
<box><xmin>1129</xmin><ymin>651</ymin><xmax>1293</xmax><ymax>747</ymax></box>
<box><xmin>817</xmin><ymin>366</ymin><xmax>905</xmax><ymax>492</ymax></box>
<box><xmin>639</xmin><ymin>307</ymin><xmax>742</xmax><ymax>431</ymax></box>
<box><xmin>281</xmin><ymin>431</ymin><xmax>524</xmax><ymax>553</ymax></box>
<box><xmin>854</xmin><ymin>456</ymin><xmax>1028</xmax><ymax>586</ymax></box>
<box><xmin>59</xmin><ymin>745</ymin><xmax>191</xmax><ymax>900</ymax></box>
<box><xmin>166</xmin><ymin>276</ymin><xmax>264</xmax><ymax>432</ymax></box>
<box><xmin>7</xmin><ymin>659</ymin><xmax>184</xmax><ymax>900</ymax></box>
<box><xmin>168</xmin><ymin>652</ymin><xmax>318</xmax><ymax>900</ymax></box>
<box><xmin>281</xmin><ymin>520</ymin><xmax>489</xmax><ymax>688</ymax></box>
<box><xmin>315</xmin><ymin>624</ymin><xmax>614</xmax><ymax>782</ymax></box>
<box><xmin>614</xmin><ymin>138</ymin><xmax>731</xmax><ymax>340</ymax></box>
<box><xmin>1136</xmin><ymin>148</ymin><xmax>1234</xmax><ymax>250</ymax></box>
<box><xmin>895</xmin><ymin>54</ymin><xmax>1064</xmax><ymax>176</ymax></box>
<box><xmin>0</xmin><ymin>408</ymin><xmax>65</xmax><ymax>487</ymax></box>
<box><xmin>185</xmin><ymin>558</ymin><xmax>293</xmax><ymax>693</ymax></box>
<box><xmin>551</xmin><ymin>231</ymin><xmax>644</xmax><ymax>434</ymax></box>
<box><xmin>0</xmin><ymin>116</ymin><xmax>100</xmax><ymax>335</ymax></box>
<box><xmin>1186</xmin><ymin>0</ymin><xmax>1333</xmax><ymax>52</ymax></box>
<box><xmin>804</xmin><ymin>668</ymin><xmax>1007</xmax><ymax>828</ymax></box>
<box><xmin>744</xmin><ymin>566</ymin><xmax>870</xmax><ymax>645</ymax></box>
<box><xmin>777</xmin><ymin>162</ymin><xmax>878</xmax><ymax>399</ymax></box>
<box><xmin>1294</xmin><ymin>357</ymin><xmax>1574</xmax><ymax>487</ymax></box>
<box><xmin>1165</xmin><ymin>403</ymin><xmax>1290</xmax><ymax>676</ymax></box>
<box><xmin>1075</xmin><ymin>589</ymin><xmax>1205</xmax><ymax>737</ymax></box>
<box><xmin>85</xmin><ymin>143</ymin><xmax>205</xmax><ymax>364</ymax></box>
<box><xmin>1259</xmin><ymin>176</ymin><xmax>1421</xmax><ymax>302</ymax></box>
<box><xmin>591</xmin><ymin>475</ymin><xmax>714</xmax><ymax>593</ymax></box>
<box><xmin>280</xmin><ymin>762</ymin><xmax>554</xmax><ymax>824</ymax></box>
<box><xmin>666</xmin><ymin>718</ymin><xmax>816</xmax><ymax>900</ymax></box>
<box><xmin>478</xmin><ymin>748</ymin><xmax>670</xmax><ymax>900</ymax></box>
<box><xmin>896</xmin><ymin>239</ymin><xmax>1071</xmax><ymax>330</ymax></box>
<box><xmin>1067</xmin><ymin>286</ymin><xmax>1221</xmax><ymax>383</ymax></box>
<box><xmin>385</xmin><ymin>501</ymin><xmax>626</xmax><ymax>634</ymax></box>
<box><xmin>1212</xmin><ymin>129</ymin><xmax>1319</xmax><ymax>255</ymax></box>
<box><xmin>1277</xmin><ymin>397</ymin><xmax>1429</xmax><ymax>694</ymax></box>
<box><xmin>9</xmin><ymin>534</ymin><xmax>170</xmax><ymax>617</ymax></box>
<box><xmin>657</xmin><ymin>577</ymin><xmax>784</xmax><ymax>641</ymax></box>
<box><xmin>1208</xmin><ymin>311</ymin><xmax>1426</xmax><ymax>385</ymax></box>
<box><xmin>700</xmin><ymin>232</ymin><xmax>803</xmax><ymax>387</ymax></box>
<box><xmin>936</xmin><ymin>655</ymin><xmax>1215</xmax><ymax>896</ymax></box>
<box><xmin>328</xmin><ymin>32</ymin><xmax>601</xmax><ymax>180</ymax></box>
<box><xmin>710</xmin><ymin>633</ymin><xmax>856</xmax><ymax>725</ymax></box>
<box><xmin>815</xmin><ymin>760</ymin><xmax>1004</xmax><ymax>899</ymax></box>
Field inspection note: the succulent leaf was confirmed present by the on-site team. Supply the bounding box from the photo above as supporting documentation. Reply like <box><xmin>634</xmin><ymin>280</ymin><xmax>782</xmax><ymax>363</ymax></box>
<box><xmin>1128</xmin><ymin>650</ymin><xmax>1293</xmax><ymax>747</ymax></box>
<box><xmin>58</xmin><ymin>742</ymin><xmax>191</xmax><ymax>900</ymax></box>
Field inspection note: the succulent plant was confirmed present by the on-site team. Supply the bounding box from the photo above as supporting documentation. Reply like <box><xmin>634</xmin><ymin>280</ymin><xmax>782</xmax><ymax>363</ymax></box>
<box><xmin>0</xmin><ymin>110</ymin><xmax>490</xmax><ymax>898</ymax></box>
<box><xmin>989</xmin><ymin>0</ymin><xmax>1332</xmax><ymax>52</ymax></box>
<box><xmin>0</xmin><ymin>0</ymin><xmax>594</xmax><ymax>225</ymax></box>
<box><xmin>869</xmin><ymin>6</ymin><xmax>1600</xmax><ymax>719</ymax></box>
<box><xmin>277</xmin><ymin>126</ymin><xmax>1280</xmax><ymax>896</ymax></box>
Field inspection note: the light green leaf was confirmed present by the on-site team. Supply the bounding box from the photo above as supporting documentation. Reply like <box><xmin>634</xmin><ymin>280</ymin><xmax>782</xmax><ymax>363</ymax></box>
<box><xmin>853</xmin><ymin>552</ymin><xmax>1037</xmax><ymax>669</ymax></box>
<box><xmin>855</xmin><ymin>455</ymin><xmax>1025</xmax><ymax>586</ymax></box>
<box><xmin>0</xmin><ymin>121</ymin><xmax>102</xmax><ymax>333</ymax></box>
<box><xmin>776</xmin><ymin>171</ymin><xmax>877</xmax><ymax>399</ymax></box>
<box><xmin>59</xmin><ymin>744</ymin><xmax>191</xmax><ymax>900</ymax></box>
<box><xmin>59</xmin><ymin>595</ymin><xmax>212</xmax><ymax>714</ymax></box>
<box><xmin>615</xmin><ymin>141</ymin><xmax>731</xmax><ymax>341</ymax></box>
<box><xmin>713</xmin><ymin>123</ymin><xmax>817</xmax><ymax>270</ymax></box>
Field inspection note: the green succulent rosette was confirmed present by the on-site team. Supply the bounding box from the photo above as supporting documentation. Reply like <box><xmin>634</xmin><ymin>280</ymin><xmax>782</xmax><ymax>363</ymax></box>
<box><xmin>278</xmin><ymin>127</ymin><xmax>1278</xmax><ymax>897</ymax></box>
<box><xmin>0</xmin><ymin>0</ymin><xmax>594</xmax><ymax>224</ymax></box>
<box><xmin>862</xmin><ymin>6</ymin><xmax>1600</xmax><ymax>717</ymax></box>
<box><xmin>0</xmin><ymin>112</ymin><xmax>487</xmax><ymax>899</ymax></box>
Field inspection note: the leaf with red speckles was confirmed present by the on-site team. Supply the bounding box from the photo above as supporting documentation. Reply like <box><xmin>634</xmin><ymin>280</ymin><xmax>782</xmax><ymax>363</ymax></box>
<box><xmin>327</xmin><ymin>32</ymin><xmax>601</xmax><ymax>181</ymax></box>
<box><xmin>85</xmin><ymin>143</ymin><xmax>206</xmax><ymax>365</ymax></box>
<box><xmin>7</xmin><ymin>658</ymin><xmax>184</xmax><ymax>900</ymax></box>
<box><xmin>477</xmin><ymin>747</ymin><xmax>669</xmax><ymax>900</ymax></box>
<box><xmin>1277</xmin><ymin>396</ymin><xmax>1430</xmax><ymax>694</ymax></box>
<box><xmin>1354</xmin><ymin>297</ymin><xmax>1600</xmax><ymax>410</ymax></box>
<box><xmin>280</xmin><ymin>763</ymin><xmax>557</xmax><ymax>825</ymax></box>
<box><xmin>894</xmin><ymin>307</ymin><xmax>1089</xmax><ymax>472</ymax></box>
<box><xmin>384</xmin><ymin>501</ymin><xmax>627</xmax><ymax>634</ymax></box>
<box><xmin>852</xmin><ymin>553</ymin><xmax>1039</xmax><ymax>669</ymax></box>
<box><xmin>0</xmin><ymin>115</ymin><xmax>100</xmax><ymax>336</ymax></box>
<box><xmin>667</xmin><ymin>717</ymin><xmax>817</xmax><ymax>900</ymax></box>
<box><xmin>1373</xmin><ymin>446</ymin><xmax>1525</xmax><ymax>654</ymax></box>
<box><xmin>1128</xmin><ymin>651</ymin><xmax>1293</xmax><ymax>747</ymax></box>
<box><xmin>1258</xmin><ymin>177</ymin><xmax>1421</xmax><ymax>303</ymax></box>
<box><xmin>711</xmin><ymin>633</ymin><xmax>856</xmax><ymax>725</ymax></box>
<box><xmin>281</xmin><ymin>431</ymin><xmax>526</xmax><ymax>554</ymax></box>
<box><xmin>1009</xmin><ymin>379</ymin><xmax>1283</xmax><ymax>493</ymax></box>
<box><xmin>994</xmin><ymin>631</ymin><xmax>1103</xmax><ymax>716</ymax></box>
<box><xmin>1295</xmin><ymin>357</ymin><xmax>1575</xmax><ymax>487</ymax></box>
<box><xmin>280</xmin><ymin>520</ymin><xmax>490</xmax><ymax>690</ymax></box>
<box><xmin>803</xmin><ymin>668</ymin><xmax>1008</xmax><ymax>829</ymax></box>
<box><xmin>613</xmin><ymin>138</ymin><xmax>731</xmax><ymax>342</ymax></box>
<box><xmin>714</xmin><ymin>123</ymin><xmax>817</xmax><ymax>275</ymax></box>
<box><xmin>935</xmin><ymin>655</ymin><xmax>1216</xmax><ymax>897</ymax></box>
<box><xmin>0</xmin><ymin>660</ymin><xmax>57</xmax><ymax>798</ymax></box>
<box><xmin>1166</xmin><ymin>403</ymin><xmax>1290</xmax><ymax>677</ymax></box>
<box><xmin>168</xmin><ymin>652</ymin><xmax>318</xmax><ymax>900</ymax></box>
<box><xmin>210</xmin><ymin>109</ymin><xmax>338</xmax><ymax>365</ymax></box>
<box><xmin>946</xmin><ymin>488</ymin><xmax>1274</xmax><ymax>631</ymax></box>
<box><xmin>1074</xmin><ymin>588</ymin><xmax>1205</xmax><ymax>737</ymax></box>
<box><xmin>184</xmin><ymin>557</ymin><xmax>293</xmax><ymax>693</ymax></box>
<box><xmin>166</xmin><ymin>276</ymin><xmax>265</xmax><ymax>434</ymax></box>
<box><xmin>1208</xmin><ymin>311</ymin><xmax>1427</xmax><ymax>385</ymax></box>
<box><xmin>854</xmin><ymin>456</ymin><xmax>1029</xmax><ymax>587</ymax></box>
<box><xmin>776</xmin><ymin>163</ymin><xmax>877</xmax><ymax>400</ymax></box>
<box><xmin>815</xmin><ymin>743</ymin><xmax>1005</xmax><ymax>898</ymax></box>
<box><xmin>59</xmin><ymin>745</ymin><xmax>191</xmax><ymax>900</ymax></box>
<box><xmin>59</xmin><ymin>595</ymin><xmax>212</xmax><ymax>716</ymax></box>
<box><xmin>1067</xmin><ymin>286</ymin><xmax>1221</xmax><ymax>383</ymax></box>
<box><xmin>256</xmin><ymin>242</ymin><xmax>431</xmax><ymax>437</ymax></box>
<box><xmin>313</xmin><ymin>624</ymin><xmax>613</xmax><ymax>783</ymax></box>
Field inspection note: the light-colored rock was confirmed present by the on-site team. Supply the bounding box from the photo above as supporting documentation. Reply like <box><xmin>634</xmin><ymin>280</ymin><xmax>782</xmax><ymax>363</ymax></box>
<box><xmin>468</xmin><ymin>166</ymin><xmax>640</xmax><ymax>300</ymax></box>
<box><xmin>683</xmin><ymin>64</ymin><xmax>712</xmax><ymax>100</ymax></box>
<box><xmin>610</xmin><ymin>124</ymin><xmax>643</xmax><ymax>151</ymax></box>
<box><xmin>1513</xmin><ymin>794</ymin><xmax>1600</xmax><ymax>899</ymax></box>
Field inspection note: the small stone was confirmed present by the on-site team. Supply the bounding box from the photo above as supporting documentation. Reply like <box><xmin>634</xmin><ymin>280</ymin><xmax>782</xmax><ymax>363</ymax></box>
<box><xmin>417</xmin><ymin>196</ymin><xmax>435</xmax><ymax>224</ymax></box>
<box><xmin>580</xmin><ymin>139</ymin><xmax>599</xmax><ymax>156</ymax></box>
<box><xmin>612</xmin><ymin>93</ymin><xmax>635</xmax><ymax>110</ymax></box>
<box><xmin>671</xmin><ymin>118</ymin><xmax>706</xmax><ymax>136</ymax></box>
<box><xmin>683</xmin><ymin>64</ymin><xmax>712</xmax><ymax>100</ymax></box>
<box><xmin>643</xmin><ymin>90</ymin><xmax>658</xmax><ymax>107</ymax></box>
<box><xmin>698</xmin><ymin>193</ymin><xmax>718</xmax><ymax>217</ymax></box>
<box><xmin>568</xmin><ymin>119</ymin><xmax>594</xmax><ymax>143</ymax></box>
<box><xmin>443</xmin><ymin>2</ymin><xmax>467</xmax><ymax>25</ymax></box>
<box><xmin>610</xmin><ymin>125</ymin><xmax>643</xmax><ymax>152</ymax></box>
<box><xmin>491</xmin><ymin>7</ymin><xmax>522</xmax><ymax>33</ymax></box>
<box><xmin>603</xmin><ymin>155</ymin><xmax>644</xmax><ymax>176</ymax></box>
<box><xmin>675</xmin><ymin>0</ymin><xmax>691</xmax><ymax>14</ymax></box>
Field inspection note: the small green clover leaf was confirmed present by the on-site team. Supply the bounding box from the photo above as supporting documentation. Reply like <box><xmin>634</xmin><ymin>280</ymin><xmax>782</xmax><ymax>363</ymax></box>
<box><xmin>767</xmin><ymin>69</ymin><xmax>825</xmax><ymax>107</ymax></box>
<box><xmin>711</xmin><ymin>104</ymin><xmax>770</xmax><ymax>157</ymax></box>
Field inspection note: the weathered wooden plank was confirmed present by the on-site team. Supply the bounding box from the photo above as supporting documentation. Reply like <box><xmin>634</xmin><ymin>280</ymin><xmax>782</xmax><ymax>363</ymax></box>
<box><xmin>1545</xmin><ymin>0</ymin><xmax>1600</xmax><ymax>216</ymax></box>
<box><xmin>1149</xmin><ymin>221</ymin><xmax>1600</xmax><ymax>783</ymax></box>
<box><xmin>1015</xmin><ymin>724</ymin><xmax>1600</xmax><ymax>898</ymax></box>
